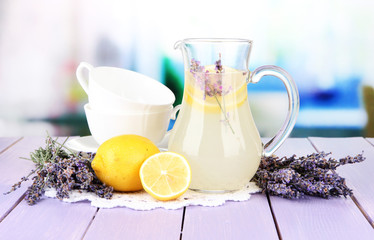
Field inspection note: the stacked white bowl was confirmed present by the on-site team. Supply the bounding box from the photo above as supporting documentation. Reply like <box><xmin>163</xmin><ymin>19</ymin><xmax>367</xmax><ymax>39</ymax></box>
<box><xmin>76</xmin><ymin>62</ymin><xmax>177</xmax><ymax>145</ymax></box>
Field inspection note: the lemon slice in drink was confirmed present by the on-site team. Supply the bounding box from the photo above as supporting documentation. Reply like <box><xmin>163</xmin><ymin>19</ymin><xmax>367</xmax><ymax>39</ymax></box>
<box><xmin>139</xmin><ymin>152</ymin><xmax>191</xmax><ymax>201</ymax></box>
<box><xmin>184</xmin><ymin>66</ymin><xmax>248</xmax><ymax>113</ymax></box>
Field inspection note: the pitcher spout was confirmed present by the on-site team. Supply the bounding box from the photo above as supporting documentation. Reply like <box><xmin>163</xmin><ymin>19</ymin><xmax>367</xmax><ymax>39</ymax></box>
<box><xmin>174</xmin><ymin>40</ymin><xmax>184</xmax><ymax>50</ymax></box>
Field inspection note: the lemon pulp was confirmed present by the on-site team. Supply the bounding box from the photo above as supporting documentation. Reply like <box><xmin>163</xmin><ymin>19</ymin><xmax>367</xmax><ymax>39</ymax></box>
<box><xmin>140</xmin><ymin>152</ymin><xmax>191</xmax><ymax>201</ymax></box>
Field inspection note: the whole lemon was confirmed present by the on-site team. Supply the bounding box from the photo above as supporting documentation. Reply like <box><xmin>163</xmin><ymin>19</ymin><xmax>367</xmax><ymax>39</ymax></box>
<box><xmin>91</xmin><ymin>135</ymin><xmax>160</xmax><ymax>192</ymax></box>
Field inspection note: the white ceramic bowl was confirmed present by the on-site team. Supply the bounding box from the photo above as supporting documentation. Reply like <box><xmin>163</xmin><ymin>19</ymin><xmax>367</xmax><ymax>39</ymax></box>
<box><xmin>84</xmin><ymin>103</ymin><xmax>177</xmax><ymax>145</ymax></box>
<box><xmin>77</xmin><ymin>62</ymin><xmax>175</xmax><ymax>113</ymax></box>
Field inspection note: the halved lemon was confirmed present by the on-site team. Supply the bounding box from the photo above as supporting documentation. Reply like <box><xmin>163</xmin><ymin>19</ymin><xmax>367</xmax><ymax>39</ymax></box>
<box><xmin>139</xmin><ymin>152</ymin><xmax>191</xmax><ymax>201</ymax></box>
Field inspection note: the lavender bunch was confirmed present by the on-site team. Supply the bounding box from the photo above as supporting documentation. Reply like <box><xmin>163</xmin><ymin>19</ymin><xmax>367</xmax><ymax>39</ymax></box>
<box><xmin>5</xmin><ymin>136</ymin><xmax>113</xmax><ymax>205</ymax></box>
<box><xmin>254</xmin><ymin>152</ymin><xmax>365</xmax><ymax>199</ymax></box>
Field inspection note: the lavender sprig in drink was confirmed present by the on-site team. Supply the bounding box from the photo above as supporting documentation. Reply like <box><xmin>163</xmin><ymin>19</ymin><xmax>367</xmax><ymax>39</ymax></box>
<box><xmin>189</xmin><ymin>54</ymin><xmax>238</xmax><ymax>134</ymax></box>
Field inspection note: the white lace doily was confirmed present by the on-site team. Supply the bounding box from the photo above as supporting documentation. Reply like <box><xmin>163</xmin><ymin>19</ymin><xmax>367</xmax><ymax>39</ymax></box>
<box><xmin>44</xmin><ymin>182</ymin><xmax>260</xmax><ymax>210</ymax></box>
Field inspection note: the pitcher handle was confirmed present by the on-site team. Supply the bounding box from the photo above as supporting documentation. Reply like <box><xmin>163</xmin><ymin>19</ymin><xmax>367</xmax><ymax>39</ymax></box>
<box><xmin>250</xmin><ymin>65</ymin><xmax>299</xmax><ymax>157</ymax></box>
<box><xmin>76</xmin><ymin>62</ymin><xmax>94</xmax><ymax>94</ymax></box>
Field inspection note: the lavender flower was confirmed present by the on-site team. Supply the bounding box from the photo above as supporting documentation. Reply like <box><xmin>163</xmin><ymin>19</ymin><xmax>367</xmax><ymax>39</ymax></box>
<box><xmin>272</xmin><ymin>168</ymin><xmax>297</xmax><ymax>184</ymax></box>
<box><xmin>190</xmin><ymin>58</ymin><xmax>205</xmax><ymax>73</ymax></box>
<box><xmin>254</xmin><ymin>152</ymin><xmax>365</xmax><ymax>199</ymax></box>
<box><xmin>215</xmin><ymin>53</ymin><xmax>224</xmax><ymax>73</ymax></box>
<box><xmin>266</xmin><ymin>183</ymin><xmax>302</xmax><ymax>199</ymax></box>
<box><xmin>189</xmin><ymin>55</ymin><xmax>232</xmax><ymax>98</ymax></box>
<box><xmin>5</xmin><ymin>136</ymin><xmax>113</xmax><ymax>205</ymax></box>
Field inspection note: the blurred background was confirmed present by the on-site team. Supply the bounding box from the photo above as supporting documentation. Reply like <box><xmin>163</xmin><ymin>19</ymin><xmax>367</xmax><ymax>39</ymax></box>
<box><xmin>0</xmin><ymin>0</ymin><xmax>373</xmax><ymax>137</ymax></box>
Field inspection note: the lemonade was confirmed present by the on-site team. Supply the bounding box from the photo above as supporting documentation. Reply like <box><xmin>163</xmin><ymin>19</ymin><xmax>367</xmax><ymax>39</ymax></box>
<box><xmin>168</xmin><ymin>66</ymin><xmax>263</xmax><ymax>191</ymax></box>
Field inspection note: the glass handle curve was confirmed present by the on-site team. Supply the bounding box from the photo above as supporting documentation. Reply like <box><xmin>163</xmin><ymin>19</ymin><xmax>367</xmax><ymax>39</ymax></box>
<box><xmin>250</xmin><ymin>65</ymin><xmax>300</xmax><ymax>157</ymax></box>
<box><xmin>170</xmin><ymin>104</ymin><xmax>181</xmax><ymax>121</ymax></box>
<box><xmin>162</xmin><ymin>105</ymin><xmax>181</xmax><ymax>143</ymax></box>
<box><xmin>165</xmin><ymin>104</ymin><xmax>181</xmax><ymax>134</ymax></box>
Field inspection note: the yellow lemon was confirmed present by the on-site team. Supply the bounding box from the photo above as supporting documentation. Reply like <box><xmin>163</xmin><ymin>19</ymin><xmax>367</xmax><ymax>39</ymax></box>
<box><xmin>91</xmin><ymin>135</ymin><xmax>160</xmax><ymax>192</ymax></box>
<box><xmin>139</xmin><ymin>152</ymin><xmax>191</xmax><ymax>201</ymax></box>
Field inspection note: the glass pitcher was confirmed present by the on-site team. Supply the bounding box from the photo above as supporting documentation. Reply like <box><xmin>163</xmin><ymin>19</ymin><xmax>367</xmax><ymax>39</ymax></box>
<box><xmin>168</xmin><ymin>38</ymin><xmax>299</xmax><ymax>192</ymax></box>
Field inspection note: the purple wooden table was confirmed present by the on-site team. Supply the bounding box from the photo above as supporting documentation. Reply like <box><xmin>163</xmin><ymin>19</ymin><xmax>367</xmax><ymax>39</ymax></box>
<box><xmin>0</xmin><ymin>137</ymin><xmax>373</xmax><ymax>239</ymax></box>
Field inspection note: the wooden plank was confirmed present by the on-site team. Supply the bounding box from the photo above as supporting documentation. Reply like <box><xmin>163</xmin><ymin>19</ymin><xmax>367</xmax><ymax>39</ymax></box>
<box><xmin>0</xmin><ymin>136</ymin><xmax>78</xmax><ymax>216</ymax></box>
<box><xmin>366</xmin><ymin>138</ymin><xmax>374</xmax><ymax>146</ymax></box>
<box><xmin>0</xmin><ymin>137</ymin><xmax>20</xmax><ymax>153</ymax></box>
<box><xmin>0</xmin><ymin>199</ymin><xmax>97</xmax><ymax>240</ymax></box>
<box><xmin>84</xmin><ymin>207</ymin><xmax>183</xmax><ymax>240</ymax></box>
<box><xmin>0</xmin><ymin>137</ymin><xmax>44</xmax><ymax>220</ymax></box>
<box><xmin>0</xmin><ymin>136</ymin><xmax>98</xmax><ymax>240</ymax></box>
<box><xmin>182</xmin><ymin>194</ymin><xmax>278</xmax><ymax>240</ymax></box>
<box><xmin>269</xmin><ymin>138</ymin><xmax>374</xmax><ymax>239</ymax></box>
<box><xmin>309</xmin><ymin>137</ymin><xmax>374</xmax><ymax>226</ymax></box>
